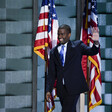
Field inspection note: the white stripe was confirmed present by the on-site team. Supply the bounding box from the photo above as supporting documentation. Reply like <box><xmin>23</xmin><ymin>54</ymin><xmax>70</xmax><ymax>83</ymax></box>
<box><xmin>52</xmin><ymin>20</ymin><xmax>58</xmax><ymax>48</ymax></box>
<box><xmin>36</xmin><ymin>31</ymin><xmax>48</xmax><ymax>40</ymax></box>
<box><xmin>89</xmin><ymin>40</ymin><xmax>93</xmax><ymax>47</ymax></box>
<box><xmin>52</xmin><ymin>89</ymin><xmax>56</xmax><ymax>98</ymax></box>
<box><xmin>49</xmin><ymin>102</ymin><xmax>53</xmax><ymax>109</ymax></box>
<box><xmin>96</xmin><ymin>53</ymin><xmax>101</xmax><ymax>71</ymax></box>
<box><xmin>91</xmin><ymin>12</ymin><xmax>98</xmax><ymax>24</ymax></box>
<box><xmin>95</xmin><ymin>79</ymin><xmax>102</xmax><ymax>98</ymax></box>
<box><xmin>47</xmin><ymin>102</ymin><xmax>53</xmax><ymax>110</ymax></box>
<box><xmin>90</xmin><ymin>66</ymin><xmax>95</xmax><ymax>81</ymax></box>
<box><xmin>40</xmin><ymin>5</ymin><xmax>49</xmax><ymax>13</ymax></box>
<box><xmin>47</xmin><ymin>47</ymin><xmax>51</xmax><ymax>59</ymax></box>
<box><xmin>88</xmin><ymin>2</ymin><xmax>91</xmax><ymax>9</ymax></box>
<box><xmin>80</xmin><ymin>28</ymin><xmax>83</xmax><ymax>40</ymax></box>
<box><xmin>88</xmin><ymin>28</ymin><xmax>92</xmax><ymax>36</ymax></box>
<box><xmin>38</xmin><ymin>19</ymin><xmax>48</xmax><ymax>27</ymax></box>
<box><xmin>91</xmin><ymin>93</ymin><xmax>97</xmax><ymax>105</ymax></box>
<box><xmin>48</xmin><ymin>31</ymin><xmax>51</xmax><ymax>40</ymax></box>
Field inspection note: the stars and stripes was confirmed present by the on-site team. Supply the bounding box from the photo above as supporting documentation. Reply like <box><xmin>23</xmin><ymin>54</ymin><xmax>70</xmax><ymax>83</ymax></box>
<box><xmin>81</xmin><ymin>0</ymin><xmax>102</xmax><ymax>111</ymax></box>
<box><xmin>34</xmin><ymin>0</ymin><xmax>58</xmax><ymax>60</ymax></box>
<box><xmin>34</xmin><ymin>0</ymin><xmax>58</xmax><ymax>112</ymax></box>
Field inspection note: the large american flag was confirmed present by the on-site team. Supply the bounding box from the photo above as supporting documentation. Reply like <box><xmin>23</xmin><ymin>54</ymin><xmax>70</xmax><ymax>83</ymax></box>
<box><xmin>34</xmin><ymin>0</ymin><xmax>58</xmax><ymax>112</ymax></box>
<box><xmin>80</xmin><ymin>0</ymin><xmax>102</xmax><ymax>111</ymax></box>
<box><xmin>34</xmin><ymin>0</ymin><xmax>58</xmax><ymax>59</ymax></box>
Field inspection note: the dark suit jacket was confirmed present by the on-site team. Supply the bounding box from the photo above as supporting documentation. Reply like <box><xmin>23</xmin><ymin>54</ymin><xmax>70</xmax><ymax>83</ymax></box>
<box><xmin>46</xmin><ymin>40</ymin><xmax>99</xmax><ymax>97</ymax></box>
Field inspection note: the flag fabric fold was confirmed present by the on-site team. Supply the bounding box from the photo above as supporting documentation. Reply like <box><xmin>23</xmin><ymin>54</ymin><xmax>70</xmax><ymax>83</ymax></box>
<box><xmin>34</xmin><ymin>0</ymin><xmax>58</xmax><ymax>112</ymax></box>
<box><xmin>80</xmin><ymin>0</ymin><xmax>102</xmax><ymax>111</ymax></box>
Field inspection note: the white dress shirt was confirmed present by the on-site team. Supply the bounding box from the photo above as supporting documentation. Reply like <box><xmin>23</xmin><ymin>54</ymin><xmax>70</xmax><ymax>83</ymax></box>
<box><xmin>57</xmin><ymin>42</ymin><xmax>68</xmax><ymax>65</ymax></box>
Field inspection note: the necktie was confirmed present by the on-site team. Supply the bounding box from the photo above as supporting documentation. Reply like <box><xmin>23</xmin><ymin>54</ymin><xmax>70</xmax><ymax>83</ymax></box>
<box><xmin>60</xmin><ymin>45</ymin><xmax>64</xmax><ymax>66</ymax></box>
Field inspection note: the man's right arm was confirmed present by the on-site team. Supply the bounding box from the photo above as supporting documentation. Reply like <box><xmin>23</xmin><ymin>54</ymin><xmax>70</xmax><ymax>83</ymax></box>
<box><xmin>46</xmin><ymin>50</ymin><xmax>56</xmax><ymax>101</ymax></box>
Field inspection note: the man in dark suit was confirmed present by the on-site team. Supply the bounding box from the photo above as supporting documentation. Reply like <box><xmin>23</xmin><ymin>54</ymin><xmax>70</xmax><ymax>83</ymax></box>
<box><xmin>46</xmin><ymin>24</ymin><xmax>100</xmax><ymax>112</ymax></box>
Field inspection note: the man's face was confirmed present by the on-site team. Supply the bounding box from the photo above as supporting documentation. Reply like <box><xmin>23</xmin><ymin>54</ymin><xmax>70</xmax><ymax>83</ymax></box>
<box><xmin>58</xmin><ymin>29</ymin><xmax>71</xmax><ymax>44</ymax></box>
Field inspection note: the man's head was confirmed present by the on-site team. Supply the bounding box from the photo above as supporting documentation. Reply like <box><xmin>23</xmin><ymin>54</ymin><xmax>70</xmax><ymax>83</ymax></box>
<box><xmin>58</xmin><ymin>24</ymin><xmax>71</xmax><ymax>44</ymax></box>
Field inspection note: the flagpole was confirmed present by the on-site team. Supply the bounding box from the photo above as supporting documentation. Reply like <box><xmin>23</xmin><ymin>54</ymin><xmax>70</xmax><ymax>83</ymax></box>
<box><xmin>44</xmin><ymin>61</ymin><xmax>47</xmax><ymax>112</ymax></box>
<box><xmin>44</xmin><ymin>48</ymin><xmax>47</xmax><ymax>112</ymax></box>
<box><xmin>77</xmin><ymin>0</ymin><xmax>86</xmax><ymax>111</ymax></box>
<box><xmin>87</xmin><ymin>56</ymin><xmax>90</xmax><ymax>112</ymax></box>
<box><xmin>85</xmin><ymin>0</ymin><xmax>90</xmax><ymax>111</ymax></box>
<box><xmin>44</xmin><ymin>47</ymin><xmax>48</xmax><ymax>112</ymax></box>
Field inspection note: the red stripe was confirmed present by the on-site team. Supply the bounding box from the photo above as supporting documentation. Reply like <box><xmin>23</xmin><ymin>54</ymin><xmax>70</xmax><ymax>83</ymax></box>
<box><xmin>98</xmin><ymin>72</ymin><xmax>102</xmax><ymax>84</ymax></box>
<box><xmin>91</xmin><ymin>55</ymin><xmax>100</xmax><ymax>70</ymax></box>
<box><xmin>47</xmin><ymin>105</ymin><xmax>49</xmax><ymax>111</ymax></box>
<box><xmin>37</xmin><ymin>25</ymin><xmax>48</xmax><ymax>33</ymax></box>
<box><xmin>89</xmin><ymin>61</ymin><xmax>102</xmax><ymax>105</ymax></box>
<box><xmin>88</xmin><ymin>9</ymin><xmax>91</xmax><ymax>15</ymax></box>
<box><xmin>81</xmin><ymin>24</ymin><xmax>88</xmax><ymax>80</ymax></box>
<box><xmin>48</xmin><ymin>34</ymin><xmax>52</xmax><ymax>49</ymax></box>
<box><xmin>90</xmin><ymin>18</ymin><xmax>98</xmax><ymax>27</ymax></box>
<box><xmin>90</xmin><ymin>66</ymin><xmax>96</xmax><ymax>90</ymax></box>
<box><xmin>47</xmin><ymin>20</ymin><xmax>54</xmax><ymax>49</ymax></box>
<box><xmin>39</xmin><ymin>12</ymin><xmax>49</xmax><ymax>19</ymax></box>
<box><xmin>34</xmin><ymin>38</ymin><xmax>48</xmax><ymax>47</ymax></box>
<box><xmin>37</xmin><ymin>49</ymin><xmax>45</xmax><ymax>58</ymax></box>
<box><xmin>93</xmin><ymin>87</ymin><xmax>101</xmax><ymax>102</ymax></box>
<box><xmin>89</xmin><ymin>57</ymin><xmax>102</xmax><ymax>88</ymax></box>
<box><xmin>89</xmin><ymin>102</ymin><xmax>92</xmax><ymax>108</ymax></box>
<box><xmin>82</xmin><ymin>23</ymin><xmax>88</xmax><ymax>45</ymax></box>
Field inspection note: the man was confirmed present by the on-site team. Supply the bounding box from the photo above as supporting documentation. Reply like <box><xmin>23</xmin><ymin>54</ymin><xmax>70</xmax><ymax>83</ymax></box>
<box><xmin>46</xmin><ymin>24</ymin><xmax>100</xmax><ymax>112</ymax></box>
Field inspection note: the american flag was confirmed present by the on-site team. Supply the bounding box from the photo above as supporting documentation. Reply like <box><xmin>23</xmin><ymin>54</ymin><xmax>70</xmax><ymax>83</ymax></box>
<box><xmin>34</xmin><ymin>0</ymin><xmax>58</xmax><ymax>59</ymax></box>
<box><xmin>34</xmin><ymin>0</ymin><xmax>58</xmax><ymax>112</ymax></box>
<box><xmin>80</xmin><ymin>0</ymin><xmax>102</xmax><ymax>111</ymax></box>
